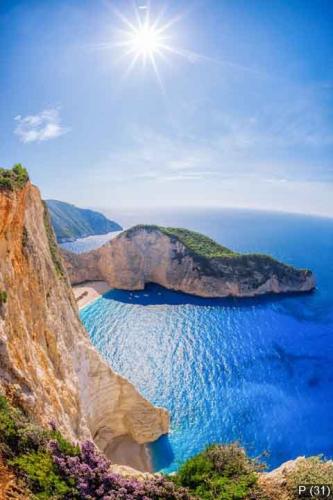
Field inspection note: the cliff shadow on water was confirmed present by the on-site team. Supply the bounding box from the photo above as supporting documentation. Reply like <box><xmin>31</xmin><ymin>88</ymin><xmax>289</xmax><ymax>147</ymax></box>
<box><xmin>149</xmin><ymin>434</ymin><xmax>175</xmax><ymax>471</ymax></box>
<box><xmin>101</xmin><ymin>282</ymin><xmax>316</xmax><ymax>312</ymax></box>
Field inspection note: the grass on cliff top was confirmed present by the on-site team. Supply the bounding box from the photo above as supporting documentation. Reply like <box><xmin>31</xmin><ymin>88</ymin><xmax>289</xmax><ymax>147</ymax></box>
<box><xmin>126</xmin><ymin>225</ymin><xmax>239</xmax><ymax>259</ymax></box>
<box><xmin>0</xmin><ymin>164</ymin><xmax>29</xmax><ymax>191</ymax></box>
<box><xmin>161</xmin><ymin>226</ymin><xmax>239</xmax><ymax>259</ymax></box>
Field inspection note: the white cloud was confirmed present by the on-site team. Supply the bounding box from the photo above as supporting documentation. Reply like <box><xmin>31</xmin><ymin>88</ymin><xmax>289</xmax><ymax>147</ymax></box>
<box><xmin>14</xmin><ymin>108</ymin><xmax>70</xmax><ymax>143</ymax></box>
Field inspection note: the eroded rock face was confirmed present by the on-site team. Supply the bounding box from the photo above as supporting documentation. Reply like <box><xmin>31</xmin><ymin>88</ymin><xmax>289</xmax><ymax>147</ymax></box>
<box><xmin>63</xmin><ymin>226</ymin><xmax>315</xmax><ymax>297</ymax></box>
<box><xmin>0</xmin><ymin>184</ymin><xmax>168</xmax><ymax>467</ymax></box>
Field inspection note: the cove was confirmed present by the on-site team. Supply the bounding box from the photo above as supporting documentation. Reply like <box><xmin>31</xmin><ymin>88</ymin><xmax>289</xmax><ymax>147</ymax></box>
<box><xmin>80</xmin><ymin>210</ymin><xmax>333</xmax><ymax>473</ymax></box>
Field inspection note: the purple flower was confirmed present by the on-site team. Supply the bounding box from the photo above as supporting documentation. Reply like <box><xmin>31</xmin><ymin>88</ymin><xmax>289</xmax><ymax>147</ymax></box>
<box><xmin>48</xmin><ymin>435</ymin><xmax>191</xmax><ymax>498</ymax></box>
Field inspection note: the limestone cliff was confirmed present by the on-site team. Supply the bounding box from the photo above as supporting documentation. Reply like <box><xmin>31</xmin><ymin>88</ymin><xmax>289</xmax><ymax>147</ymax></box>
<box><xmin>63</xmin><ymin>225</ymin><xmax>315</xmax><ymax>298</ymax></box>
<box><xmin>0</xmin><ymin>184</ymin><xmax>168</xmax><ymax>469</ymax></box>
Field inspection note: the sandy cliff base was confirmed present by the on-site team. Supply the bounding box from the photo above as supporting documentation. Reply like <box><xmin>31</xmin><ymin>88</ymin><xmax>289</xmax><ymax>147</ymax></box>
<box><xmin>73</xmin><ymin>280</ymin><xmax>111</xmax><ymax>309</ymax></box>
<box><xmin>105</xmin><ymin>436</ymin><xmax>152</xmax><ymax>472</ymax></box>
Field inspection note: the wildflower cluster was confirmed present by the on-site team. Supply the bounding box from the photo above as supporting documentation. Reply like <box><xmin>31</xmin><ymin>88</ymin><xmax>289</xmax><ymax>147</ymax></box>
<box><xmin>49</xmin><ymin>439</ymin><xmax>192</xmax><ymax>499</ymax></box>
<box><xmin>1</xmin><ymin>396</ymin><xmax>191</xmax><ymax>499</ymax></box>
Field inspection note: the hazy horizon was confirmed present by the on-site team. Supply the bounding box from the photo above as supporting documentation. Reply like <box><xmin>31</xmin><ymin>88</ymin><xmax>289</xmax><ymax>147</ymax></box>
<box><xmin>51</xmin><ymin>200</ymin><xmax>333</xmax><ymax>220</ymax></box>
<box><xmin>45</xmin><ymin>197</ymin><xmax>333</xmax><ymax>220</ymax></box>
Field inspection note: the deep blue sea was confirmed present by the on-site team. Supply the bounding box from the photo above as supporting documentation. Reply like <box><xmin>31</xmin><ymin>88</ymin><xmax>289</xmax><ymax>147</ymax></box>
<box><xmin>77</xmin><ymin>209</ymin><xmax>333</xmax><ymax>473</ymax></box>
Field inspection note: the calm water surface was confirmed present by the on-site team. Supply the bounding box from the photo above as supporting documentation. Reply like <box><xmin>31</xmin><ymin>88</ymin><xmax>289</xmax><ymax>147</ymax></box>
<box><xmin>79</xmin><ymin>209</ymin><xmax>333</xmax><ymax>472</ymax></box>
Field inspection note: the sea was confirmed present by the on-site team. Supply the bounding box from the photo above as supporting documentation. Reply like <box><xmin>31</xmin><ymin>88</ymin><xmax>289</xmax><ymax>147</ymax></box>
<box><xmin>61</xmin><ymin>208</ymin><xmax>333</xmax><ymax>473</ymax></box>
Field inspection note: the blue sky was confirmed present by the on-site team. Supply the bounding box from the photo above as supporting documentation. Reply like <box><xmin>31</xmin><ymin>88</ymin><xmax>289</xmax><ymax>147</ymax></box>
<box><xmin>1</xmin><ymin>0</ymin><xmax>332</xmax><ymax>215</ymax></box>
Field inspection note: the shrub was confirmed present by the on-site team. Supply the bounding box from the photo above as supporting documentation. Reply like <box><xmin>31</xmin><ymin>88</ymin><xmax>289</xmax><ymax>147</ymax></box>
<box><xmin>0</xmin><ymin>290</ymin><xmax>7</xmax><ymax>304</ymax></box>
<box><xmin>0</xmin><ymin>164</ymin><xmax>29</xmax><ymax>190</ymax></box>
<box><xmin>10</xmin><ymin>451</ymin><xmax>77</xmax><ymax>499</ymax></box>
<box><xmin>0</xmin><ymin>395</ymin><xmax>46</xmax><ymax>456</ymax></box>
<box><xmin>173</xmin><ymin>443</ymin><xmax>265</xmax><ymax>500</ymax></box>
<box><xmin>12</xmin><ymin>163</ymin><xmax>29</xmax><ymax>187</ymax></box>
<box><xmin>0</xmin><ymin>395</ymin><xmax>19</xmax><ymax>451</ymax></box>
<box><xmin>16</xmin><ymin>422</ymin><xmax>49</xmax><ymax>454</ymax></box>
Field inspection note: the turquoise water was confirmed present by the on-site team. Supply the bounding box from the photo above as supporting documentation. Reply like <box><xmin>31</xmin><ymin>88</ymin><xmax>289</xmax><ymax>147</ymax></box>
<box><xmin>80</xmin><ymin>209</ymin><xmax>333</xmax><ymax>473</ymax></box>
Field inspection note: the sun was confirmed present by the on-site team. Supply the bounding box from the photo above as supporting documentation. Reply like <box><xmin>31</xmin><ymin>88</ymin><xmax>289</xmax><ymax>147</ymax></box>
<box><xmin>117</xmin><ymin>13</ymin><xmax>171</xmax><ymax>70</ymax></box>
<box><xmin>111</xmin><ymin>5</ymin><xmax>177</xmax><ymax>84</ymax></box>
<box><xmin>128</xmin><ymin>24</ymin><xmax>163</xmax><ymax>58</ymax></box>
<box><xmin>105</xmin><ymin>4</ymin><xmax>197</xmax><ymax>88</ymax></box>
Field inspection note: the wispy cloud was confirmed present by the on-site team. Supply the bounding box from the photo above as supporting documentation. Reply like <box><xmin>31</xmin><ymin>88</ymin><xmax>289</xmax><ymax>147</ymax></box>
<box><xmin>92</xmin><ymin>120</ymin><xmax>332</xmax><ymax>187</ymax></box>
<box><xmin>81</xmin><ymin>118</ymin><xmax>332</xmax><ymax>214</ymax></box>
<box><xmin>14</xmin><ymin>108</ymin><xmax>70</xmax><ymax>143</ymax></box>
<box><xmin>212</xmin><ymin>96</ymin><xmax>333</xmax><ymax>150</ymax></box>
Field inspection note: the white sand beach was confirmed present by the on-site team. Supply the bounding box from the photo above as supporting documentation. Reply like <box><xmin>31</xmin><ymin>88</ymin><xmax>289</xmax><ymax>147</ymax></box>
<box><xmin>73</xmin><ymin>280</ymin><xmax>111</xmax><ymax>309</ymax></box>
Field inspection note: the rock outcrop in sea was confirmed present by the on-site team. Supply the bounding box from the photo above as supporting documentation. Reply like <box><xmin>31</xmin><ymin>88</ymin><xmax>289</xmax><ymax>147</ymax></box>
<box><xmin>63</xmin><ymin>225</ymin><xmax>315</xmax><ymax>297</ymax></box>
<box><xmin>0</xmin><ymin>181</ymin><xmax>168</xmax><ymax>470</ymax></box>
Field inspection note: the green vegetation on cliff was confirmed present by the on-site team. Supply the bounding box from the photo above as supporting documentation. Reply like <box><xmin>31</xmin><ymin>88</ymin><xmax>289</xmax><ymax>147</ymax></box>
<box><xmin>160</xmin><ymin>227</ymin><xmax>238</xmax><ymax>258</ymax></box>
<box><xmin>0</xmin><ymin>290</ymin><xmax>7</xmax><ymax>305</ymax></box>
<box><xmin>125</xmin><ymin>225</ymin><xmax>238</xmax><ymax>258</ymax></box>
<box><xmin>0</xmin><ymin>395</ymin><xmax>78</xmax><ymax>498</ymax></box>
<box><xmin>0</xmin><ymin>164</ymin><xmax>29</xmax><ymax>190</ymax></box>
<box><xmin>173</xmin><ymin>443</ymin><xmax>265</xmax><ymax>499</ymax></box>
<box><xmin>173</xmin><ymin>444</ymin><xmax>333</xmax><ymax>500</ymax></box>
<box><xmin>46</xmin><ymin>199</ymin><xmax>122</xmax><ymax>243</ymax></box>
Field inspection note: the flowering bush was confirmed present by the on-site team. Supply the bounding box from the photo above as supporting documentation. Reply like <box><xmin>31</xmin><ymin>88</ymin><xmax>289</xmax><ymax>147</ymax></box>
<box><xmin>1</xmin><ymin>396</ymin><xmax>191</xmax><ymax>499</ymax></box>
<box><xmin>49</xmin><ymin>439</ymin><xmax>192</xmax><ymax>499</ymax></box>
